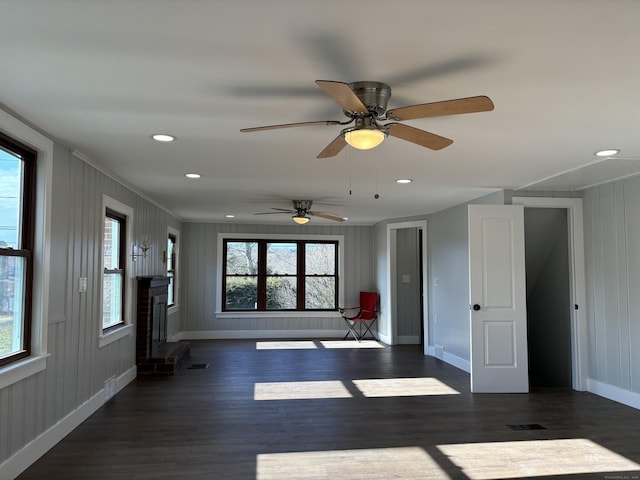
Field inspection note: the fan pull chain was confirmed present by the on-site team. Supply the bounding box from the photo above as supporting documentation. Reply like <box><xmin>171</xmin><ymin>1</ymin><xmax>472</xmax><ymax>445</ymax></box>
<box><xmin>349</xmin><ymin>147</ymin><xmax>352</xmax><ymax>196</ymax></box>
<box><xmin>374</xmin><ymin>154</ymin><xmax>380</xmax><ymax>199</ymax></box>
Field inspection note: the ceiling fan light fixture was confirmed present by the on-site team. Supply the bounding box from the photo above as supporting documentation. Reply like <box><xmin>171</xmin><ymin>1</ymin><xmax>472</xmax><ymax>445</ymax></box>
<box><xmin>343</xmin><ymin>128</ymin><xmax>387</xmax><ymax>150</ymax></box>
<box><xmin>292</xmin><ymin>215</ymin><xmax>310</xmax><ymax>225</ymax></box>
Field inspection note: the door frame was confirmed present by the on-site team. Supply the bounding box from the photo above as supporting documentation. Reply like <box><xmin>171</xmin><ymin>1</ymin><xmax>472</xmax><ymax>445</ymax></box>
<box><xmin>512</xmin><ymin>196</ymin><xmax>587</xmax><ymax>391</ymax></box>
<box><xmin>385</xmin><ymin>220</ymin><xmax>428</xmax><ymax>351</ymax></box>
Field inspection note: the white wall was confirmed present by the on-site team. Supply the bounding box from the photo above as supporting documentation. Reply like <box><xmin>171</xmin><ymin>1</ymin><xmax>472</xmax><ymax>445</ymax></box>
<box><xmin>583</xmin><ymin>177</ymin><xmax>640</xmax><ymax>396</ymax></box>
<box><xmin>426</xmin><ymin>191</ymin><xmax>505</xmax><ymax>365</ymax></box>
<box><xmin>0</xmin><ymin>125</ymin><xmax>181</xmax><ymax>476</ymax></box>
<box><xmin>179</xmin><ymin>222</ymin><xmax>375</xmax><ymax>338</ymax></box>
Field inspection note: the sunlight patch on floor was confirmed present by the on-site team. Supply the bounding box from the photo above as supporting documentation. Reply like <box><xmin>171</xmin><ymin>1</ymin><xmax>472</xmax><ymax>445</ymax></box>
<box><xmin>254</xmin><ymin>381</ymin><xmax>352</xmax><ymax>400</ymax></box>
<box><xmin>256</xmin><ymin>341</ymin><xmax>318</xmax><ymax>350</ymax></box>
<box><xmin>438</xmin><ymin>438</ymin><xmax>640</xmax><ymax>479</ymax></box>
<box><xmin>257</xmin><ymin>446</ymin><xmax>446</xmax><ymax>479</ymax></box>
<box><xmin>320</xmin><ymin>340</ymin><xmax>385</xmax><ymax>349</ymax></box>
<box><xmin>353</xmin><ymin>377</ymin><xmax>460</xmax><ymax>397</ymax></box>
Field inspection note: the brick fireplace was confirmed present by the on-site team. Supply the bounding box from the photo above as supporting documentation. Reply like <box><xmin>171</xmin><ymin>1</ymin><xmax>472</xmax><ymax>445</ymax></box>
<box><xmin>136</xmin><ymin>276</ymin><xmax>189</xmax><ymax>374</ymax></box>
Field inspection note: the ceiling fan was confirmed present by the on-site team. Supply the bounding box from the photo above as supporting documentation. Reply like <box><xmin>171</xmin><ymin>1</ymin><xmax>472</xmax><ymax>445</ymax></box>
<box><xmin>240</xmin><ymin>80</ymin><xmax>494</xmax><ymax>158</ymax></box>
<box><xmin>255</xmin><ymin>200</ymin><xmax>345</xmax><ymax>224</ymax></box>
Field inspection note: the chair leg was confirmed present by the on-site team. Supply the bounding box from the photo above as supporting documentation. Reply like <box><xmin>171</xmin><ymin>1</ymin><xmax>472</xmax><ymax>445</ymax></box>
<box><xmin>343</xmin><ymin>320</ymin><xmax>359</xmax><ymax>341</ymax></box>
<box><xmin>361</xmin><ymin>320</ymin><xmax>377</xmax><ymax>340</ymax></box>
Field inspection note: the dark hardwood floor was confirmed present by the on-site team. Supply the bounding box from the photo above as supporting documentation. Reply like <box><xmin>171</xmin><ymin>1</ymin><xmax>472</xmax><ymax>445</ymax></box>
<box><xmin>18</xmin><ymin>340</ymin><xmax>640</xmax><ymax>479</ymax></box>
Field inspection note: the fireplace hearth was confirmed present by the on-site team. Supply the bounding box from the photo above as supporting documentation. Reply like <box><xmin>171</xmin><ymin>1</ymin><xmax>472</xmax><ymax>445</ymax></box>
<box><xmin>136</xmin><ymin>276</ymin><xmax>190</xmax><ymax>375</ymax></box>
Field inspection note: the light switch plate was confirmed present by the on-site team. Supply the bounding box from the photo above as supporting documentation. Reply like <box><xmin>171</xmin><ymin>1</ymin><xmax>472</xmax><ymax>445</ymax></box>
<box><xmin>79</xmin><ymin>277</ymin><xmax>87</xmax><ymax>293</ymax></box>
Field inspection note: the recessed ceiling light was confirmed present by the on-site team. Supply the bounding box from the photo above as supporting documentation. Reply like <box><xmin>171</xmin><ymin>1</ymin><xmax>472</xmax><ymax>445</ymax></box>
<box><xmin>396</xmin><ymin>178</ymin><xmax>413</xmax><ymax>184</ymax></box>
<box><xmin>185</xmin><ymin>173</ymin><xmax>201</xmax><ymax>179</ymax></box>
<box><xmin>595</xmin><ymin>149</ymin><xmax>620</xmax><ymax>157</ymax></box>
<box><xmin>152</xmin><ymin>134</ymin><xmax>176</xmax><ymax>142</ymax></box>
<box><xmin>225</xmin><ymin>214</ymin><xmax>235</xmax><ymax>218</ymax></box>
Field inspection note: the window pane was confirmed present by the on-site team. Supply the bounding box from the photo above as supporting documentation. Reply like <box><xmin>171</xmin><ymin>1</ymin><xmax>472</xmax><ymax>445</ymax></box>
<box><xmin>226</xmin><ymin>277</ymin><xmax>257</xmax><ymax>310</ymax></box>
<box><xmin>103</xmin><ymin>272</ymin><xmax>123</xmax><ymax>329</ymax></box>
<box><xmin>167</xmin><ymin>272</ymin><xmax>174</xmax><ymax>306</ymax></box>
<box><xmin>306</xmin><ymin>243</ymin><xmax>336</xmax><ymax>275</ymax></box>
<box><xmin>167</xmin><ymin>235</ymin><xmax>175</xmax><ymax>271</ymax></box>
<box><xmin>267</xmin><ymin>276</ymin><xmax>296</xmax><ymax>309</ymax></box>
<box><xmin>226</xmin><ymin>242</ymin><xmax>258</xmax><ymax>274</ymax></box>
<box><xmin>103</xmin><ymin>217</ymin><xmax>120</xmax><ymax>270</ymax></box>
<box><xmin>0</xmin><ymin>256</ymin><xmax>26</xmax><ymax>357</ymax></box>
<box><xmin>267</xmin><ymin>242</ymin><xmax>297</xmax><ymax>275</ymax></box>
<box><xmin>0</xmin><ymin>148</ymin><xmax>24</xmax><ymax>249</ymax></box>
<box><xmin>305</xmin><ymin>277</ymin><xmax>336</xmax><ymax>309</ymax></box>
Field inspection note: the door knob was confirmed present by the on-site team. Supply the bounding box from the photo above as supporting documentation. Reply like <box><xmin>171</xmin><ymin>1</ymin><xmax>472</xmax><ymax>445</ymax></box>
<box><xmin>473</xmin><ymin>304</ymin><xmax>481</xmax><ymax>311</ymax></box>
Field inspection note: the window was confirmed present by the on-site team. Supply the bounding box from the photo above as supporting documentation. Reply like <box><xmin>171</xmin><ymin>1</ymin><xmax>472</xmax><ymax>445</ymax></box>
<box><xmin>223</xmin><ymin>239</ymin><xmax>338</xmax><ymax>311</ymax></box>
<box><xmin>167</xmin><ymin>232</ymin><xmax>176</xmax><ymax>307</ymax></box>
<box><xmin>103</xmin><ymin>208</ymin><xmax>125</xmax><ymax>331</ymax></box>
<box><xmin>0</xmin><ymin>132</ymin><xmax>36</xmax><ymax>367</ymax></box>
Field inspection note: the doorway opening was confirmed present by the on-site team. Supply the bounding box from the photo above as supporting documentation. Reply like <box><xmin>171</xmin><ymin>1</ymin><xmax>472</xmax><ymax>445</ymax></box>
<box><xmin>386</xmin><ymin>220</ymin><xmax>428</xmax><ymax>349</ymax></box>
<box><xmin>513</xmin><ymin>196</ymin><xmax>587</xmax><ymax>391</ymax></box>
<box><xmin>524</xmin><ymin>208</ymin><xmax>572</xmax><ymax>389</ymax></box>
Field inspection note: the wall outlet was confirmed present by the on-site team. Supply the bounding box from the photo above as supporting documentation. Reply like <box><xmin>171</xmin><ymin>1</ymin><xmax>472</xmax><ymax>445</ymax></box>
<box><xmin>78</xmin><ymin>277</ymin><xmax>87</xmax><ymax>293</ymax></box>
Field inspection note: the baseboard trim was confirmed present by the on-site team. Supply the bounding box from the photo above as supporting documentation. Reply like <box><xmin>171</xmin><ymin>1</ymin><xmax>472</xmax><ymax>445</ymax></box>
<box><xmin>588</xmin><ymin>378</ymin><xmax>640</xmax><ymax>410</ymax></box>
<box><xmin>425</xmin><ymin>346</ymin><xmax>470</xmax><ymax>373</ymax></box>
<box><xmin>175</xmin><ymin>330</ymin><xmax>348</xmax><ymax>340</ymax></box>
<box><xmin>397</xmin><ymin>335</ymin><xmax>420</xmax><ymax>345</ymax></box>
<box><xmin>0</xmin><ymin>366</ymin><xmax>136</xmax><ymax>480</ymax></box>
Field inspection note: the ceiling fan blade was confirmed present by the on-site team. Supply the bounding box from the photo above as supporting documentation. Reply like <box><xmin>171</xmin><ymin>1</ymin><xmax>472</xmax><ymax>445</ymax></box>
<box><xmin>315</xmin><ymin>80</ymin><xmax>368</xmax><ymax>114</ymax></box>
<box><xmin>386</xmin><ymin>96</ymin><xmax>494</xmax><ymax>121</ymax></box>
<box><xmin>254</xmin><ymin>209</ymin><xmax>295</xmax><ymax>215</ymax></box>
<box><xmin>309</xmin><ymin>211</ymin><xmax>345</xmax><ymax>222</ymax></box>
<box><xmin>241</xmin><ymin>120</ymin><xmax>341</xmax><ymax>133</ymax></box>
<box><xmin>386</xmin><ymin>123</ymin><xmax>453</xmax><ymax>150</ymax></box>
<box><xmin>270</xmin><ymin>207</ymin><xmax>297</xmax><ymax>212</ymax></box>
<box><xmin>317</xmin><ymin>135</ymin><xmax>348</xmax><ymax>158</ymax></box>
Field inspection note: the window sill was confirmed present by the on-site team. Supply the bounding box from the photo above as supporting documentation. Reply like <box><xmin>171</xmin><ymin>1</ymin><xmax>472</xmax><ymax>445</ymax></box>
<box><xmin>215</xmin><ymin>311</ymin><xmax>341</xmax><ymax>319</ymax></box>
<box><xmin>0</xmin><ymin>354</ymin><xmax>49</xmax><ymax>390</ymax></box>
<box><xmin>99</xmin><ymin>324</ymin><xmax>134</xmax><ymax>348</ymax></box>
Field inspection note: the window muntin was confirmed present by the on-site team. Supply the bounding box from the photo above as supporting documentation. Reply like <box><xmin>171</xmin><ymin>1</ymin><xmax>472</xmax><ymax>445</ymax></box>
<box><xmin>223</xmin><ymin>239</ymin><xmax>338</xmax><ymax>312</ymax></box>
<box><xmin>0</xmin><ymin>133</ymin><xmax>36</xmax><ymax>367</ymax></box>
<box><xmin>102</xmin><ymin>209</ymin><xmax>125</xmax><ymax>330</ymax></box>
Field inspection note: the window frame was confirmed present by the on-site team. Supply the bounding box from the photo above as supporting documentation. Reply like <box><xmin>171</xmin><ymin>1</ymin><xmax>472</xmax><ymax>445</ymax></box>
<box><xmin>166</xmin><ymin>227</ymin><xmax>179</xmax><ymax>312</ymax></box>
<box><xmin>0</xmin><ymin>131</ymin><xmax>36</xmax><ymax>368</ymax></box>
<box><xmin>0</xmin><ymin>107</ymin><xmax>52</xmax><ymax>390</ymax></box>
<box><xmin>218</xmin><ymin>233</ymin><xmax>343</xmax><ymax>316</ymax></box>
<box><xmin>102</xmin><ymin>208</ymin><xmax>126</xmax><ymax>332</ymax></box>
<box><xmin>98</xmin><ymin>195</ymin><xmax>134</xmax><ymax>348</ymax></box>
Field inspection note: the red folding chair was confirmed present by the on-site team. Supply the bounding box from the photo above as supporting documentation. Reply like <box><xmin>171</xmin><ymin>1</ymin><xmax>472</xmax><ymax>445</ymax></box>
<box><xmin>339</xmin><ymin>292</ymin><xmax>378</xmax><ymax>341</ymax></box>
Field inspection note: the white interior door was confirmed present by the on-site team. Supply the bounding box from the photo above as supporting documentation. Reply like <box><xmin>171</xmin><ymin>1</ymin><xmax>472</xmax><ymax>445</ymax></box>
<box><xmin>468</xmin><ymin>204</ymin><xmax>528</xmax><ymax>393</ymax></box>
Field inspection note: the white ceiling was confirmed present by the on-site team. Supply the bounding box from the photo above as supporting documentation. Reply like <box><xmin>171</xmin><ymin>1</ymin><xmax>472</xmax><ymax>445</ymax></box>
<box><xmin>2</xmin><ymin>1</ymin><xmax>639</xmax><ymax>225</ymax></box>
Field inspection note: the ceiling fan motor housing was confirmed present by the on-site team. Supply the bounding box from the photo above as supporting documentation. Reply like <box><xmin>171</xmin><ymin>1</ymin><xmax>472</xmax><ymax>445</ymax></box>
<box><xmin>348</xmin><ymin>81</ymin><xmax>392</xmax><ymax>117</ymax></box>
<box><xmin>293</xmin><ymin>200</ymin><xmax>313</xmax><ymax>212</ymax></box>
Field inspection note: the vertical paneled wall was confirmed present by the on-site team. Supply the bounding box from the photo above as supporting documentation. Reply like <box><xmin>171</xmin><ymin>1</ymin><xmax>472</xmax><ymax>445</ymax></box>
<box><xmin>181</xmin><ymin>222</ymin><xmax>375</xmax><ymax>334</ymax></box>
<box><xmin>583</xmin><ymin>177</ymin><xmax>640</xmax><ymax>394</ymax></box>
<box><xmin>0</xmin><ymin>145</ymin><xmax>181</xmax><ymax>465</ymax></box>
